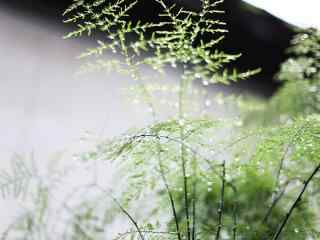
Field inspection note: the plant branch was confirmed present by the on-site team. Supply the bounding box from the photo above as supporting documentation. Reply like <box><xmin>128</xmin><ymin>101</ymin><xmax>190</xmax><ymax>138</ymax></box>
<box><xmin>114</xmin><ymin>230</ymin><xmax>178</xmax><ymax>240</ymax></box>
<box><xmin>130</xmin><ymin>134</ymin><xmax>222</xmax><ymax>176</ymax></box>
<box><xmin>271</xmin><ymin>163</ymin><xmax>320</xmax><ymax>240</ymax></box>
<box><xmin>210</xmin><ymin>132</ymin><xmax>258</xmax><ymax>159</ymax></box>
<box><xmin>181</xmin><ymin>131</ymin><xmax>191</xmax><ymax>240</ymax></box>
<box><xmin>178</xmin><ymin>67</ymin><xmax>191</xmax><ymax>240</ymax></box>
<box><xmin>93</xmin><ymin>185</ymin><xmax>146</xmax><ymax>240</ymax></box>
<box><xmin>215</xmin><ymin>161</ymin><xmax>226</xmax><ymax>240</ymax></box>
<box><xmin>275</xmin><ymin>124</ymin><xmax>306</xmax><ymax>188</ymax></box>
<box><xmin>191</xmin><ymin>156</ymin><xmax>197</xmax><ymax>240</ymax></box>
<box><xmin>262</xmin><ymin>184</ymin><xmax>289</xmax><ymax>225</ymax></box>
<box><xmin>226</xmin><ymin>182</ymin><xmax>238</xmax><ymax>240</ymax></box>
<box><xmin>156</xmin><ymin>137</ymin><xmax>182</xmax><ymax>240</ymax></box>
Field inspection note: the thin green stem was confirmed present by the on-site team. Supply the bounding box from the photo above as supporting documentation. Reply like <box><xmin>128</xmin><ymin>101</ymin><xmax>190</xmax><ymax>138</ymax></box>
<box><xmin>115</xmin><ymin>230</ymin><xmax>178</xmax><ymax>240</ymax></box>
<box><xmin>94</xmin><ymin>185</ymin><xmax>146</xmax><ymax>240</ymax></box>
<box><xmin>156</xmin><ymin>137</ymin><xmax>182</xmax><ymax>240</ymax></box>
<box><xmin>226</xmin><ymin>182</ymin><xmax>238</xmax><ymax>240</ymax></box>
<box><xmin>191</xmin><ymin>157</ymin><xmax>197</xmax><ymax>240</ymax></box>
<box><xmin>262</xmin><ymin>186</ymin><xmax>287</xmax><ymax>225</ymax></box>
<box><xmin>179</xmin><ymin>75</ymin><xmax>191</xmax><ymax>240</ymax></box>
<box><xmin>275</xmin><ymin>124</ymin><xmax>306</xmax><ymax>189</ymax></box>
<box><xmin>271</xmin><ymin>163</ymin><xmax>320</xmax><ymax>240</ymax></box>
<box><xmin>215</xmin><ymin>161</ymin><xmax>226</xmax><ymax>240</ymax></box>
<box><xmin>181</xmin><ymin>128</ymin><xmax>191</xmax><ymax>240</ymax></box>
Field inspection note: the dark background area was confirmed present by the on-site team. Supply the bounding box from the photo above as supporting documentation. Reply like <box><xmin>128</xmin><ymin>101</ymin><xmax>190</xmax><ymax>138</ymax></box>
<box><xmin>0</xmin><ymin>0</ymin><xmax>295</xmax><ymax>97</ymax></box>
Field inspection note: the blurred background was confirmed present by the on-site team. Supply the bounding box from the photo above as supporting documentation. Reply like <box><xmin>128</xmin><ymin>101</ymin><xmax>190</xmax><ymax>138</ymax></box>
<box><xmin>0</xmin><ymin>0</ymin><xmax>319</xmax><ymax>233</ymax></box>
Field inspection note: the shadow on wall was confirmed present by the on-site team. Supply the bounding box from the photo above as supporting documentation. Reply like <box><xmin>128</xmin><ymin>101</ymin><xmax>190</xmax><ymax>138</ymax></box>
<box><xmin>0</xmin><ymin>0</ymin><xmax>295</xmax><ymax>97</ymax></box>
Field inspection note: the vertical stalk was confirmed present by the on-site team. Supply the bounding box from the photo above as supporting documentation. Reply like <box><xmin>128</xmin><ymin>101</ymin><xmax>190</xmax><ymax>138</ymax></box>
<box><xmin>215</xmin><ymin>161</ymin><xmax>226</xmax><ymax>240</ymax></box>
<box><xmin>179</xmin><ymin>75</ymin><xmax>191</xmax><ymax>240</ymax></box>
<box><xmin>192</xmin><ymin>191</ymin><xmax>196</xmax><ymax>240</ymax></box>
<box><xmin>262</xmin><ymin>187</ymin><xmax>287</xmax><ymax>225</ymax></box>
<box><xmin>191</xmin><ymin>155</ymin><xmax>197</xmax><ymax>240</ymax></box>
<box><xmin>94</xmin><ymin>185</ymin><xmax>145</xmax><ymax>240</ymax></box>
<box><xmin>229</xmin><ymin>183</ymin><xmax>238</xmax><ymax>240</ymax></box>
<box><xmin>181</xmin><ymin>145</ymin><xmax>191</xmax><ymax>240</ymax></box>
<box><xmin>112</xmin><ymin>199</ymin><xmax>145</xmax><ymax>240</ymax></box>
<box><xmin>271</xmin><ymin>163</ymin><xmax>320</xmax><ymax>240</ymax></box>
<box><xmin>156</xmin><ymin>137</ymin><xmax>182</xmax><ymax>240</ymax></box>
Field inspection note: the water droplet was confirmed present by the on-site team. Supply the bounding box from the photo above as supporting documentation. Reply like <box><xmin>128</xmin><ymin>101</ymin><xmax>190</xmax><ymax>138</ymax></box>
<box><xmin>202</xmin><ymin>80</ymin><xmax>209</xmax><ymax>86</ymax></box>
<box><xmin>205</xmin><ymin>99</ymin><xmax>212</xmax><ymax>107</ymax></box>
<box><xmin>294</xmin><ymin>228</ymin><xmax>299</xmax><ymax>233</ymax></box>
<box><xmin>235</xmin><ymin>120</ymin><xmax>243</xmax><ymax>127</ymax></box>
<box><xmin>178</xmin><ymin>119</ymin><xmax>185</xmax><ymax>127</ymax></box>
<box><xmin>171</xmin><ymin>62</ymin><xmax>177</xmax><ymax>68</ymax></box>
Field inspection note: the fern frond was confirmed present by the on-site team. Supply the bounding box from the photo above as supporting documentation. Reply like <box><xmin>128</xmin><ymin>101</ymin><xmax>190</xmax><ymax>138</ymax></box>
<box><xmin>63</xmin><ymin>0</ymin><xmax>85</xmax><ymax>16</ymax></box>
<box><xmin>65</xmin><ymin>0</ymin><xmax>259</xmax><ymax>87</ymax></box>
<box><xmin>0</xmin><ymin>153</ymin><xmax>35</xmax><ymax>199</ymax></box>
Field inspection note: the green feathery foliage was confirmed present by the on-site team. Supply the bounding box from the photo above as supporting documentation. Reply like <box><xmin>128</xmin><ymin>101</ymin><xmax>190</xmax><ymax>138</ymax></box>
<box><xmin>0</xmin><ymin>153</ymin><xmax>34</xmax><ymax>199</ymax></box>
<box><xmin>242</xmin><ymin>28</ymin><xmax>320</xmax><ymax>124</ymax></box>
<box><xmin>1</xmin><ymin>1</ymin><xmax>320</xmax><ymax>240</ymax></box>
<box><xmin>273</xmin><ymin>28</ymin><xmax>320</xmax><ymax>117</ymax></box>
<box><xmin>63</xmin><ymin>0</ymin><xmax>259</xmax><ymax>83</ymax></box>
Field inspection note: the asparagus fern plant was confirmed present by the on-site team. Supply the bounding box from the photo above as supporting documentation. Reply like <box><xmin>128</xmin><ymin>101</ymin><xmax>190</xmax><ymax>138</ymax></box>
<box><xmin>1</xmin><ymin>1</ymin><xmax>320</xmax><ymax>240</ymax></box>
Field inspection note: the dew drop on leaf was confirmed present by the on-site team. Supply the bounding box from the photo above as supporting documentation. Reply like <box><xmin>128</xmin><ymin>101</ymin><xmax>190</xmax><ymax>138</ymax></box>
<box><xmin>205</xmin><ymin>99</ymin><xmax>212</xmax><ymax>107</ymax></box>
<box><xmin>202</xmin><ymin>80</ymin><xmax>209</xmax><ymax>86</ymax></box>
<box><xmin>195</xmin><ymin>73</ymin><xmax>201</xmax><ymax>79</ymax></box>
<box><xmin>178</xmin><ymin>119</ymin><xmax>185</xmax><ymax>127</ymax></box>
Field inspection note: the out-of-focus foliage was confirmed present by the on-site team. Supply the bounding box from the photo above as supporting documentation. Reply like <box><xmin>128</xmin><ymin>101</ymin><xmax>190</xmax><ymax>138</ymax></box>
<box><xmin>242</xmin><ymin>28</ymin><xmax>320</xmax><ymax>124</ymax></box>
<box><xmin>0</xmin><ymin>153</ymin><xmax>34</xmax><ymax>199</ymax></box>
<box><xmin>273</xmin><ymin>29</ymin><xmax>320</xmax><ymax>116</ymax></box>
